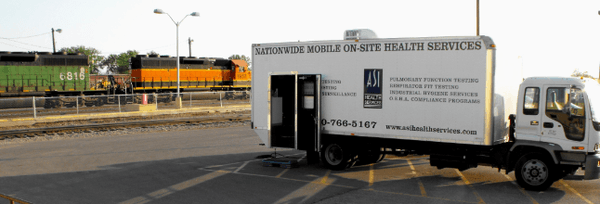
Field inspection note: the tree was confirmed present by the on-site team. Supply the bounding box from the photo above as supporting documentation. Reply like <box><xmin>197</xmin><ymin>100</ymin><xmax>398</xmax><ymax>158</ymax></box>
<box><xmin>100</xmin><ymin>50</ymin><xmax>138</xmax><ymax>74</ymax></box>
<box><xmin>228</xmin><ymin>54</ymin><xmax>251</xmax><ymax>69</ymax></box>
<box><xmin>58</xmin><ymin>46</ymin><xmax>103</xmax><ymax>74</ymax></box>
<box><xmin>147</xmin><ymin>50</ymin><xmax>160</xmax><ymax>56</ymax></box>
<box><xmin>116</xmin><ymin>50</ymin><xmax>138</xmax><ymax>74</ymax></box>
<box><xmin>571</xmin><ymin>69</ymin><xmax>596</xmax><ymax>80</ymax></box>
<box><xmin>100</xmin><ymin>54</ymin><xmax>119</xmax><ymax>74</ymax></box>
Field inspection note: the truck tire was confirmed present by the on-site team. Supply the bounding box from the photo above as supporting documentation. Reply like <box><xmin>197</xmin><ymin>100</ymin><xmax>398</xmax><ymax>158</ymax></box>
<box><xmin>321</xmin><ymin>143</ymin><xmax>355</xmax><ymax>170</ymax></box>
<box><xmin>515</xmin><ymin>153</ymin><xmax>556</xmax><ymax>191</ymax></box>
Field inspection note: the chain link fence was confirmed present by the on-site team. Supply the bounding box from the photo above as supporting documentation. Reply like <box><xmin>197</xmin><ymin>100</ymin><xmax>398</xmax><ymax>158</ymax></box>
<box><xmin>0</xmin><ymin>91</ymin><xmax>250</xmax><ymax>119</ymax></box>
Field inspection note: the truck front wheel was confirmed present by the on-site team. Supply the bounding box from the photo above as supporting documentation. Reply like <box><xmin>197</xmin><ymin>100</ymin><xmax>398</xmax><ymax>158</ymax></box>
<box><xmin>321</xmin><ymin>143</ymin><xmax>355</xmax><ymax>170</ymax></box>
<box><xmin>515</xmin><ymin>153</ymin><xmax>556</xmax><ymax>191</ymax></box>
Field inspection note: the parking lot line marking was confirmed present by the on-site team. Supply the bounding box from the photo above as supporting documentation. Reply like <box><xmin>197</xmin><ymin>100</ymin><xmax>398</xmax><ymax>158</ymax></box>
<box><xmin>365</xmin><ymin>188</ymin><xmax>478</xmax><ymax>203</ymax></box>
<box><xmin>455</xmin><ymin>169</ymin><xmax>486</xmax><ymax>204</ymax></box>
<box><xmin>198</xmin><ymin>167</ymin><xmax>476</xmax><ymax>203</ymax></box>
<box><xmin>297</xmin><ymin>155</ymin><xmax>306</xmax><ymax>162</ymax></box>
<box><xmin>560</xmin><ymin>180</ymin><xmax>593</xmax><ymax>204</ymax></box>
<box><xmin>119</xmin><ymin>170</ymin><xmax>229</xmax><ymax>204</ymax></box>
<box><xmin>368</xmin><ymin>164</ymin><xmax>375</xmax><ymax>187</ymax></box>
<box><xmin>502</xmin><ymin>174</ymin><xmax>538</xmax><ymax>204</ymax></box>
<box><xmin>274</xmin><ymin>172</ymin><xmax>338</xmax><ymax>204</ymax></box>
<box><xmin>199</xmin><ymin>153</ymin><xmax>305</xmax><ymax>170</ymax></box>
<box><xmin>275</xmin><ymin>169</ymin><xmax>289</xmax><ymax>178</ymax></box>
<box><xmin>407</xmin><ymin>160</ymin><xmax>427</xmax><ymax>197</ymax></box>
<box><xmin>233</xmin><ymin>161</ymin><xmax>250</xmax><ymax>173</ymax></box>
<box><xmin>321</xmin><ymin>170</ymin><xmax>332</xmax><ymax>184</ymax></box>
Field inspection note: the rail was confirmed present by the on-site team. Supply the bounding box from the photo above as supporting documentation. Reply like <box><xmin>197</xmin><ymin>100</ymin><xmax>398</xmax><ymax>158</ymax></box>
<box><xmin>0</xmin><ymin>114</ymin><xmax>250</xmax><ymax>138</ymax></box>
<box><xmin>0</xmin><ymin>193</ymin><xmax>32</xmax><ymax>204</ymax></box>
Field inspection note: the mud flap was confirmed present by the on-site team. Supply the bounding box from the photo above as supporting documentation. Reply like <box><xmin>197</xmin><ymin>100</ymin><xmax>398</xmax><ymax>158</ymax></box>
<box><xmin>584</xmin><ymin>154</ymin><xmax>600</xmax><ymax>180</ymax></box>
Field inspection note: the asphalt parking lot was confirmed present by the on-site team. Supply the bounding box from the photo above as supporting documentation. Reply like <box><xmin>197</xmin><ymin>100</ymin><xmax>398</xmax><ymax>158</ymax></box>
<box><xmin>1</xmin><ymin>126</ymin><xmax>599</xmax><ymax>204</ymax></box>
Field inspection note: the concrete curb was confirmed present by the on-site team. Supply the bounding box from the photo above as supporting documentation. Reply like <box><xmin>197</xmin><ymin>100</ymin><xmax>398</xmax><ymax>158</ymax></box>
<box><xmin>0</xmin><ymin>104</ymin><xmax>250</xmax><ymax>128</ymax></box>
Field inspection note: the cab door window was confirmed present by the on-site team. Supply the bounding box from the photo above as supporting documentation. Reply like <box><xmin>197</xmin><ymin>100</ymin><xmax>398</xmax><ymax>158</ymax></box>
<box><xmin>523</xmin><ymin>87</ymin><xmax>540</xmax><ymax>115</ymax></box>
<box><xmin>545</xmin><ymin>87</ymin><xmax>585</xmax><ymax>141</ymax></box>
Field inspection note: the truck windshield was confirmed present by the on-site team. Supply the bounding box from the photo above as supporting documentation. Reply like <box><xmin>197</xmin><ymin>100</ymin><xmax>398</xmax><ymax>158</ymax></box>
<box><xmin>584</xmin><ymin>81</ymin><xmax>600</xmax><ymax>131</ymax></box>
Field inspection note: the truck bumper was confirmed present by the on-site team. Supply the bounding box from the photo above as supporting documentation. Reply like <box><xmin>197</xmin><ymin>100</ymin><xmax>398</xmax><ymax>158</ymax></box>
<box><xmin>584</xmin><ymin>154</ymin><xmax>600</xmax><ymax>180</ymax></box>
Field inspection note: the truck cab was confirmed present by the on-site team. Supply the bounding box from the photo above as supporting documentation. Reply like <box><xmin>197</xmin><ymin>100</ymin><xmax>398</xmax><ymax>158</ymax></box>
<box><xmin>513</xmin><ymin>77</ymin><xmax>600</xmax><ymax>189</ymax></box>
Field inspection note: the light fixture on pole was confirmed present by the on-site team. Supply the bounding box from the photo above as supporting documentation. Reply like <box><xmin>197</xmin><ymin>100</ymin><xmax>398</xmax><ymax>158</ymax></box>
<box><xmin>52</xmin><ymin>28</ymin><xmax>62</xmax><ymax>53</ymax></box>
<box><xmin>154</xmin><ymin>9</ymin><xmax>199</xmax><ymax>100</ymax></box>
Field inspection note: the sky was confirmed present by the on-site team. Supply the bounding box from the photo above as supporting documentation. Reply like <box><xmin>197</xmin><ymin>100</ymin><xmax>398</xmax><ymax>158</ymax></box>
<box><xmin>1</xmin><ymin>0</ymin><xmax>599</xmax><ymax>78</ymax></box>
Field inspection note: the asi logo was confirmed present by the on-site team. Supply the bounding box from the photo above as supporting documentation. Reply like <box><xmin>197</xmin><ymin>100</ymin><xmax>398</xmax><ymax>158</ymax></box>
<box><xmin>364</xmin><ymin>69</ymin><xmax>383</xmax><ymax>109</ymax></box>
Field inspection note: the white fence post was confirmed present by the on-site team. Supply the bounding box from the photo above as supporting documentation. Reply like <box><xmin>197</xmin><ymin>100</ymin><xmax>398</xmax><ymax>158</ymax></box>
<box><xmin>220</xmin><ymin>92</ymin><xmax>223</xmax><ymax>107</ymax></box>
<box><xmin>76</xmin><ymin>96</ymin><xmax>79</xmax><ymax>114</ymax></box>
<box><xmin>33</xmin><ymin>96</ymin><xmax>36</xmax><ymax>118</ymax></box>
<box><xmin>118</xmin><ymin>96</ymin><xmax>121</xmax><ymax>112</ymax></box>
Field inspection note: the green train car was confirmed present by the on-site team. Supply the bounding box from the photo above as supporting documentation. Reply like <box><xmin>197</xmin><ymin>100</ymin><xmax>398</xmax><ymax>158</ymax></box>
<box><xmin>0</xmin><ymin>52</ymin><xmax>122</xmax><ymax>108</ymax></box>
<box><xmin>0</xmin><ymin>52</ymin><xmax>90</xmax><ymax>96</ymax></box>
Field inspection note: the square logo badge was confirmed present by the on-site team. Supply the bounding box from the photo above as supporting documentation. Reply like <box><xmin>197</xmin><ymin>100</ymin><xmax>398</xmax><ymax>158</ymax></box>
<box><xmin>364</xmin><ymin>69</ymin><xmax>383</xmax><ymax>109</ymax></box>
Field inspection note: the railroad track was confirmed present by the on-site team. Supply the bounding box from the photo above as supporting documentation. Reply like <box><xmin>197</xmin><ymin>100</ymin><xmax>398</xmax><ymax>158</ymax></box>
<box><xmin>0</xmin><ymin>114</ymin><xmax>250</xmax><ymax>139</ymax></box>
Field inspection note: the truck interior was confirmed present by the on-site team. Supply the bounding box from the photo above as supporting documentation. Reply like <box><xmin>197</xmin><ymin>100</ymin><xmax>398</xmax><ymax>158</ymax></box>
<box><xmin>269</xmin><ymin>74</ymin><xmax>320</xmax><ymax>150</ymax></box>
<box><xmin>545</xmin><ymin>87</ymin><xmax>586</xmax><ymax>141</ymax></box>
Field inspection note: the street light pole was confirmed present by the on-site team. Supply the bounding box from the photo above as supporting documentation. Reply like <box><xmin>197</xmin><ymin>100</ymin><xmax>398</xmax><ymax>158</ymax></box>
<box><xmin>51</xmin><ymin>28</ymin><xmax>62</xmax><ymax>53</ymax></box>
<box><xmin>154</xmin><ymin>9</ymin><xmax>199</xmax><ymax>100</ymax></box>
<box><xmin>188</xmin><ymin>37</ymin><xmax>194</xmax><ymax>57</ymax></box>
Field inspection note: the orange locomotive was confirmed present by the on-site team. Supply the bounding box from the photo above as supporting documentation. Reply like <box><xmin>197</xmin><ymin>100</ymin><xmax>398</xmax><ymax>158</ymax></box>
<box><xmin>129</xmin><ymin>55</ymin><xmax>251</xmax><ymax>92</ymax></box>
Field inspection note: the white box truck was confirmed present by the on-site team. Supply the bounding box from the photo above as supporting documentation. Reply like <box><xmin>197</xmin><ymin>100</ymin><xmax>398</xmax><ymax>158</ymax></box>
<box><xmin>251</xmin><ymin>29</ymin><xmax>600</xmax><ymax>190</ymax></box>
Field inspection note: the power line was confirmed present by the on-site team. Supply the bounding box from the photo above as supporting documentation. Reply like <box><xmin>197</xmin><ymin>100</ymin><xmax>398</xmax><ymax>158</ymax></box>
<box><xmin>0</xmin><ymin>38</ymin><xmax>51</xmax><ymax>50</ymax></box>
<box><xmin>0</xmin><ymin>32</ymin><xmax>51</xmax><ymax>39</ymax></box>
<box><xmin>0</xmin><ymin>41</ymin><xmax>35</xmax><ymax>51</ymax></box>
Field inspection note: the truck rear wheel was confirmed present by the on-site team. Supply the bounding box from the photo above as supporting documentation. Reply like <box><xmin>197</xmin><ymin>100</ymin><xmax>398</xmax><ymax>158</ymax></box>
<box><xmin>515</xmin><ymin>153</ymin><xmax>556</xmax><ymax>191</ymax></box>
<box><xmin>321</xmin><ymin>143</ymin><xmax>355</xmax><ymax>170</ymax></box>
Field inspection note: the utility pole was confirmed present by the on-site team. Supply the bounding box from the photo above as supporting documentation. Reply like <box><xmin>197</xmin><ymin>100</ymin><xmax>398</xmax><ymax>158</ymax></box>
<box><xmin>188</xmin><ymin>37</ymin><xmax>194</xmax><ymax>57</ymax></box>
<box><xmin>52</xmin><ymin>28</ymin><xmax>62</xmax><ymax>53</ymax></box>
<box><xmin>476</xmin><ymin>0</ymin><xmax>480</xmax><ymax>36</ymax></box>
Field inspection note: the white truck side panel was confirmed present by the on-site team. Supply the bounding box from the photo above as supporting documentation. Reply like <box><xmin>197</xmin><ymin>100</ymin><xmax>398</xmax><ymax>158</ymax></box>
<box><xmin>252</xmin><ymin>36</ymin><xmax>519</xmax><ymax>147</ymax></box>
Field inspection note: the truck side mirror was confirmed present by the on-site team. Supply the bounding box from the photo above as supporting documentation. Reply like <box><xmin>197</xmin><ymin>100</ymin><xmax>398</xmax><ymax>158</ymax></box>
<box><xmin>594</xmin><ymin>121</ymin><xmax>600</xmax><ymax>131</ymax></box>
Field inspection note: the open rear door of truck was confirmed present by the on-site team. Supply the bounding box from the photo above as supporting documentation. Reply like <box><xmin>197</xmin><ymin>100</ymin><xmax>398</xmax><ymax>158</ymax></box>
<box><xmin>268</xmin><ymin>73</ymin><xmax>321</xmax><ymax>151</ymax></box>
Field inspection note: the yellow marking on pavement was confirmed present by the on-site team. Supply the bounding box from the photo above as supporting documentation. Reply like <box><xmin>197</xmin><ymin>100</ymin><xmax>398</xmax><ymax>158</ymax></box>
<box><xmin>368</xmin><ymin>164</ymin><xmax>375</xmax><ymax>187</ymax></box>
<box><xmin>274</xmin><ymin>170</ymin><xmax>337</xmax><ymax>204</ymax></box>
<box><xmin>275</xmin><ymin>169</ymin><xmax>289</xmax><ymax>178</ymax></box>
<box><xmin>119</xmin><ymin>170</ymin><xmax>229</xmax><ymax>204</ymax></box>
<box><xmin>407</xmin><ymin>160</ymin><xmax>427</xmax><ymax>197</ymax></box>
<box><xmin>502</xmin><ymin>174</ymin><xmax>538</xmax><ymax>204</ymax></box>
<box><xmin>560</xmin><ymin>180</ymin><xmax>593</xmax><ymax>204</ymax></box>
<box><xmin>455</xmin><ymin>169</ymin><xmax>486</xmax><ymax>204</ymax></box>
<box><xmin>12</xmin><ymin>118</ymin><xmax>34</xmax><ymax>121</ymax></box>
<box><xmin>199</xmin><ymin>167</ymin><xmax>477</xmax><ymax>204</ymax></box>
<box><xmin>321</xmin><ymin>170</ymin><xmax>331</xmax><ymax>184</ymax></box>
